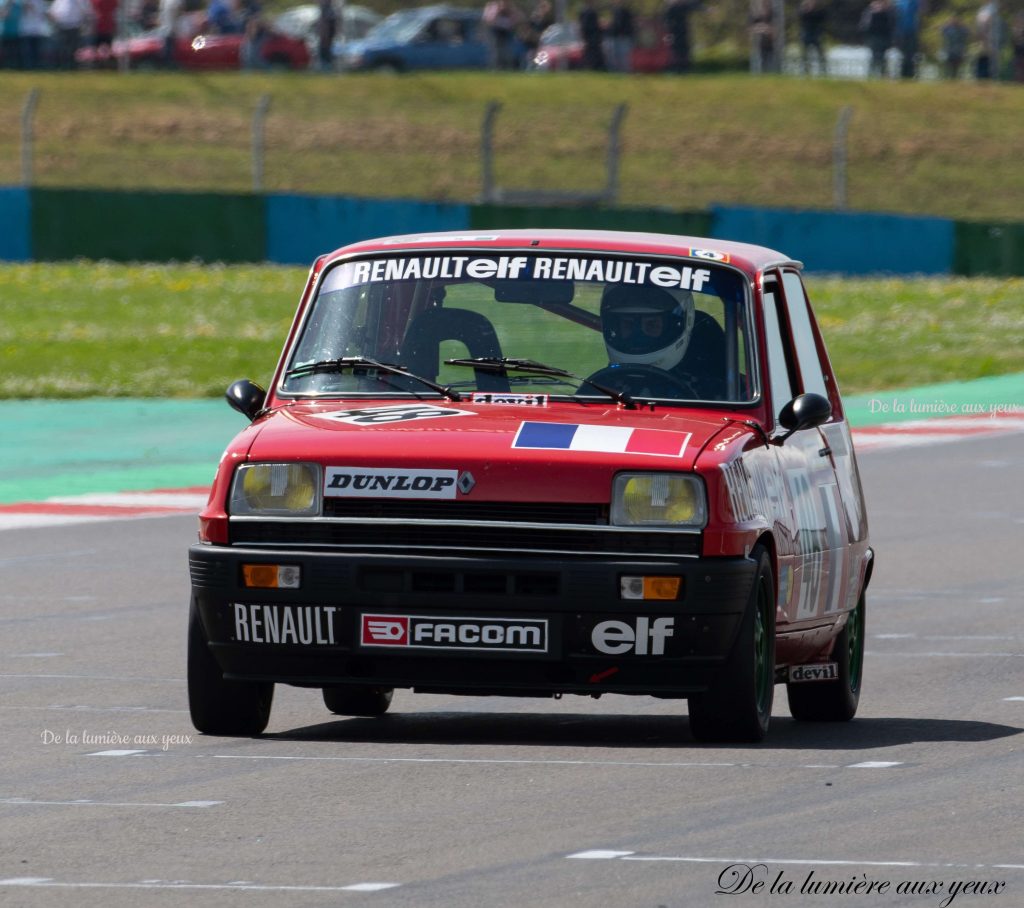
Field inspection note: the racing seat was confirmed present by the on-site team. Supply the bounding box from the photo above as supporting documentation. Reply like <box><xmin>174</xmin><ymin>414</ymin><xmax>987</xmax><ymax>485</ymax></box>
<box><xmin>683</xmin><ymin>310</ymin><xmax>728</xmax><ymax>400</ymax></box>
<box><xmin>399</xmin><ymin>307</ymin><xmax>509</xmax><ymax>392</ymax></box>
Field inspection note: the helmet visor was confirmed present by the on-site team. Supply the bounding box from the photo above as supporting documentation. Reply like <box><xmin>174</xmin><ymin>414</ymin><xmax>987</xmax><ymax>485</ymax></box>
<box><xmin>603</xmin><ymin>306</ymin><xmax>685</xmax><ymax>356</ymax></box>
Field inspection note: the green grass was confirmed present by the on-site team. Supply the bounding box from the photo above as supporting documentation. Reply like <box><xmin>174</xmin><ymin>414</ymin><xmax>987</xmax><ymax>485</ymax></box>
<box><xmin>2</xmin><ymin>262</ymin><xmax>1021</xmax><ymax>399</ymax></box>
<box><xmin>3</xmin><ymin>71</ymin><xmax>1024</xmax><ymax>220</ymax></box>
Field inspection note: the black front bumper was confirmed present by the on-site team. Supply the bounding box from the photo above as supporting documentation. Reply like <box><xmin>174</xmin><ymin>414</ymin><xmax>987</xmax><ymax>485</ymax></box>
<box><xmin>188</xmin><ymin>544</ymin><xmax>757</xmax><ymax>697</ymax></box>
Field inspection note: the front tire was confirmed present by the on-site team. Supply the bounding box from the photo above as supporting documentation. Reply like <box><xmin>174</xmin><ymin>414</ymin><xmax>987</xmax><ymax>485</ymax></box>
<box><xmin>188</xmin><ymin>598</ymin><xmax>273</xmax><ymax>736</ymax></box>
<box><xmin>688</xmin><ymin>545</ymin><xmax>776</xmax><ymax>743</ymax></box>
<box><xmin>323</xmin><ymin>685</ymin><xmax>394</xmax><ymax>717</ymax></box>
<box><xmin>787</xmin><ymin>592</ymin><xmax>865</xmax><ymax>722</ymax></box>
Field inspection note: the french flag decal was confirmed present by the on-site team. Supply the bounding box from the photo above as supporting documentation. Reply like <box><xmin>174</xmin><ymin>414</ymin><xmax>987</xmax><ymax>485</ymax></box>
<box><xmin>512</xmin><ymin>422</ymin><xmax>691</xmax><ymax>458</ymax></box>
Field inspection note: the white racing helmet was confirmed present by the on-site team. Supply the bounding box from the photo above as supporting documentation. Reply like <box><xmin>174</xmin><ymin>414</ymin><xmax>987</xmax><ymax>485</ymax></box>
<box><xmin>600</xmin><ymin>285</ymin><xmax>696</xmax><ymax>371</ymax></box>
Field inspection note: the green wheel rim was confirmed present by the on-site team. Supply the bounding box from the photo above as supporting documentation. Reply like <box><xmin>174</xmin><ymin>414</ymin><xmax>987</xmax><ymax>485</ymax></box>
<box><xmin>848</xmin><ymin>597</ymin><xmax>864</xmax><ymax>693</ymax></box>
<box><xmin>754</xmin><ymin>582</ymin><xmax>772</xmax><ymax>713</ymax></box>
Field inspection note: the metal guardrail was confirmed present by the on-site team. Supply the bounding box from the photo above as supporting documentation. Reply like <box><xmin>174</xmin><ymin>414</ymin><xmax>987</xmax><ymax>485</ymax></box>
<box><xmin>480</xmin><ymin>101</ymin><xmax>628</xmax><ymax>207</ymax></box>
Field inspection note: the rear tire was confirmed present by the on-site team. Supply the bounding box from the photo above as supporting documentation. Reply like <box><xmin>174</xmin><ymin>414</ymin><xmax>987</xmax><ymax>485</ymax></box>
<box><xmin>787</xmin><ymin>592</ymin><xmax>865</xmax><ymax>722</ymax></box>
<box><xmin>688</xmin><ymin>545</ymin><xmax>775</xmax><ymax>743</ymax></box>
<box><xmin>188</xmin><ymin>598</ymin><xmax>273</xmax><ymax>736</ymax></box>
<box><xmin>323</xmin><ymin>685</ymin><xmax>394</xmax><ymax>717</ymax></box>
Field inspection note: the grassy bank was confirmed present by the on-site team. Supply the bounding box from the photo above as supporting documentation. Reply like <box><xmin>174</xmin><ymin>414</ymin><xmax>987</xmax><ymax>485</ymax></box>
<box><xmin>2</xmin><ymin>262</ymin><xmax>1021</xmax><ymax>399</ymax></box>
<box><xmin>3</xmin><ymin>72</ymin><xmax>1024</xmax><ymax>220</ymax></box>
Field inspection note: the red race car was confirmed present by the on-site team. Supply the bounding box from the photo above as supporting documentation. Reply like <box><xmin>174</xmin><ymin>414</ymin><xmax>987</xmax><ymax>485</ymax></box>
<box><xmin>188</xmin><ymin>229</ymin><xmax>872</xmax><ymax>742</ymax></box>
<box><xmin>77</xmin><ymin>12</ymin><xmax>310</xmax><ymax>70</ymax></box>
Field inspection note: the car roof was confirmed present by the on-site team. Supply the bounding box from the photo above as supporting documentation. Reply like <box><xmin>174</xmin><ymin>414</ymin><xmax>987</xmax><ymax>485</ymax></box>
<box><xmin>388</xmin><ymin>4</ymin><xmax>478</xmax><ymax>19</ymax></box>
<box><xmin>325</xmin><ymin>228</ymin><xmax>800</xmax><ymax>276</ymax></box>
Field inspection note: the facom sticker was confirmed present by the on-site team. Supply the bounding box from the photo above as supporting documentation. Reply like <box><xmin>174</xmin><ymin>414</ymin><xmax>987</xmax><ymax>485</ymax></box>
<box><xmin>325</xmin><ymin>467</ymin><xmax>459</xmax><ymax>499</ymax></box>
<box><xmin>314</xmin><ymin>404</ymin><xmax>475</xmax><ymax>425</ymax></box>
<box><xmin>361</xmin><ymin>613</ymin><xmax>548</xmax><ymax>653</ymax></box>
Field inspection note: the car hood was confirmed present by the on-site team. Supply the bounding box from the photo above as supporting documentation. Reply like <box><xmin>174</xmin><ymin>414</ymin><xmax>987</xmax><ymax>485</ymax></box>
<box><xmin>244</xmin><ymin>399</ymin><xmax>733</xmax><ymax>502</ymax></box>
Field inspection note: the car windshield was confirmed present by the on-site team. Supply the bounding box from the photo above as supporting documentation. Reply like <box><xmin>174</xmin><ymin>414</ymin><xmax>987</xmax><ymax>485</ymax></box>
<box><xmin>281</xmin><ymin>251</ymin><xmax>756</xmax><ymax>405</ymax></box>
<box><xmin>362</xmin><ymin>10</ymin><xmax>428</xmax><ymax>43</ymax></box>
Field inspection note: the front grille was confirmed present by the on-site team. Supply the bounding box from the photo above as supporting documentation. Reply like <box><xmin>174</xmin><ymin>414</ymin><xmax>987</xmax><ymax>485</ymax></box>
<box><xmin>230</xmin><ymin>519</ymin><xmax>699</xmax><ymax>557</ymax></box>
<box><xmin>323</xmin><ymin>499</ymin><xmax>608</xmax><ymax>524</ymax></box>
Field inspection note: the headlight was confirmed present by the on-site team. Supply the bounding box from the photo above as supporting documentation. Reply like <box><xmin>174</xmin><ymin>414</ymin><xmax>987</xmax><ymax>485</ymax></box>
<box><xmin>611</xmin><ymin>473</ymin><xmax>706</xmax><ymax>527</ymax></box>
<box><xmin>230</xmin><ymin>463</ymin><xmax>321</xmax><ymax>516</ymax></box>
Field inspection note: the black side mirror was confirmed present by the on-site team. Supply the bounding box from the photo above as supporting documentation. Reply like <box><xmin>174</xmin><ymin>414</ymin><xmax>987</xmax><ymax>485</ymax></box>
<box><xmin>777</xmin><ymin>392</ymin><xmax>832</xmax><ymax>443</ymax></box>
<box><xmin>225</xmin><ymin>379</ymin><xmax>267</xmax><ymax>421</ymax></box>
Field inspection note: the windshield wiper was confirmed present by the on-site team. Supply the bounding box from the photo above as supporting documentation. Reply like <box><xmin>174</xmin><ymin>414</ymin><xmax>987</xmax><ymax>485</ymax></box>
<box><xmin>445</xmin><ymin>356</ymin><xmax>637</xmax><ymax>410</ymax></box>
<box><xmin>284</xmin><ymin>357</ymin><xmax>463</xmax><ymax>402</ymax></box>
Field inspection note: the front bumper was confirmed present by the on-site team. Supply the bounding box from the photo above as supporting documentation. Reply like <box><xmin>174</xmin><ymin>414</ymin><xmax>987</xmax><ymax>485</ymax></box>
<box><xmin>189</xmin><ymin>544</ymin><xmax>757</xmax><ymax>697</ymax></box>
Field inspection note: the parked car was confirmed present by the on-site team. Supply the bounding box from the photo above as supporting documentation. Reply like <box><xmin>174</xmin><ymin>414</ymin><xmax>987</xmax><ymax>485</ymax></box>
<box><xmin>76</xmin><ymin>10</ymin><xmax>311</xmax><ymax>70</ymax></box>
<box><xmin>337</xmin><ymin>5</ymin><xmax>509</xmax><ymax>72</ymax></box>
<box><xmin>188</xmin><ymin>229</ymin><xmax>872</xmax><ymax>743</ymax></box>
<box><xmin>273</xmin><ymin>3</ymin><xmax>381</xmax><ymax>61</ymax></box>
<box><xmin>530</xmin><ymin>18</ymin><xmax>670</xmax><ymax>72</ymax></box>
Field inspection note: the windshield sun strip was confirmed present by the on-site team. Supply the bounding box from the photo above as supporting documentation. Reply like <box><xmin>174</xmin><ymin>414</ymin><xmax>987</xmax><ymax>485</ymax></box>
<box><xmin>273</xmin><ymin>248</ymin><xmax>763</xmax><ymax>407</ymax></box>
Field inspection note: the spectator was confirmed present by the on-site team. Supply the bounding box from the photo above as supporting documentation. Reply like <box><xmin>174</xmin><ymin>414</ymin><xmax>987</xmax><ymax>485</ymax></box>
<box><xmin>975</xmin><ymin>0</ymin><xmax>1002</xmax><ymax>79</ymax></box>
<box><xmin>1</xmin><ymin>0</ymin><xmax>21</xmax><ymax>69</ymax></box>
<box><xmin>578</xmin><ymin>0</ymin><xmax>604</xmax><ymax>70</ymax></box>
<box><xmin>860</xmin><ymin>0</ymin><xmax>894</xmax><ymax>78</ymax></box>
<box><xmin>17</xmin><ymin>0</ymin><xmax>48</xmax><ymax>67</ymax></box>
<box><xmin>748</xmin><ymin>0</ymin><xmax>775</xmax><ymax>73</ymax></box>
<box><xmin>522</xmin><ymin>0</ymin><xmax>553</xmax><ymax>59</ymax></box>
<box><xmin>940</xmin><ymin>11</ymin><xmax>969</xmax><ymax>79</ymax></box>
<box><xmin>1012</xmin><ymin>12</ymin><xmax>1024</xmax><ymax>82</ymax></box>
<box><xmin>49</xmin><ymin>0</ymin><xmax>92</xmax><ymax>67</ymax></box>
<box><xmin>133</xmin><ymin>0</ymin><xmax>159</xmax><ymax>30</ymax></box>
<box><xmin>892</xmin><ymin>0</ymin><xmax>919</xmax><ymax>78</ymax></box>
<box><xmin>240</xmin><ymin>0</ymin><xmax>267</xmax><ymax>68</ymax></box>
<box><xmin>90</xmin><ymin>0</ymin><xmax>118</xmax><ymax>51</ymax></box>
<box><xmin>483</xmin><ymin>0</ymin><xmax>522</xmax><ymax>70</ymax></box>
<box><xmin>205</xmin><ymin>0</ymin><xmax>240</xmax><ymax>34</ymax></box>
<box><xmin>798</xmin><ymin>0</ymin><xmax>826</xmax><ymax>75</ymax></box>
<box><xmin>315</xmin><ymin>0</ymin><xmax>336</xmax><ymax>70</ymax></box>
<box><xmin>158</xmin><ymin>0</ymin><xmax>185</xmax><ymax>65</ymax></box>
<box><xmin>663</xmin><ymin>0</ymin><xmax>700</xmax><ymax>73</ymax></box>
<box><xmin>605</xmin><ymin>0</ymin><xmax>634</xmax><ymax>73</ymax></box>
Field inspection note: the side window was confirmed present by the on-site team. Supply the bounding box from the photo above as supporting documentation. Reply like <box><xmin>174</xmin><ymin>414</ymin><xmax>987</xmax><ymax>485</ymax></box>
<box><xmin>762</xmin><ymin>280</ymin><xmax>796</xmax><ymax>421</ymax></box>
<box><xmin>781</xmin><ymin>271</ymin><xmax>829</xmax><ymax>399</ymax></box>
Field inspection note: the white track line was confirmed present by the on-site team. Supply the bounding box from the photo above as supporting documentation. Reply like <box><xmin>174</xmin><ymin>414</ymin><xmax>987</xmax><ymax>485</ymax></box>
<box><xmin>0</xmin><ymin>878</ymin><xmax>401</xmax><ymax>893</ymax></box>
<box><xmin>0</xmin><ymin>797</ymin><xmax>222</xmax><ymax>809</ymax></box>
<box><xmin>566</xmin><ymin>851</ymin><xmax>1024</xmax><ymax>871</ymax></box>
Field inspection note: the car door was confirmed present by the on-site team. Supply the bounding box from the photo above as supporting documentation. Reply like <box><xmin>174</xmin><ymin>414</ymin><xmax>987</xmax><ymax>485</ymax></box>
<box><xmin>763</xmin><ymin>270</ymin><xmax>857</xmax><ymax>625</ymax></box>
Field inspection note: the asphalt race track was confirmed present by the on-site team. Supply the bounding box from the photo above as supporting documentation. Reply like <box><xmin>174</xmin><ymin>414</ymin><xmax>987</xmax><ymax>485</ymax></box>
<box><xmin>2</xmin><ymin>433</ymin><xmax>1022</xmax><ymax>907</ymax></box>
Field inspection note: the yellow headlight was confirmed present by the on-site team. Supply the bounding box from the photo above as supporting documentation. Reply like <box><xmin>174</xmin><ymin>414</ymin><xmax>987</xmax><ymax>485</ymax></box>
<box><xmin>612</xmin><ymin>473</ymin><xmax>706</xmax><ymax>526</ymax></box>
<box><xmin>232</xmin><ymin>463</ymin><xmax>319</xmax><ymax>515</ymax></box>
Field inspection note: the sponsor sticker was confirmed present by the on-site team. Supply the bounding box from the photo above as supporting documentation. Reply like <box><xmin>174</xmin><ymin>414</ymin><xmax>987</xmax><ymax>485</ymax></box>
<box><xmin>361</xmin><ymin>613</ymin><xmax>548</xmax><ymax>653</ymax></box>
<box><xmin>471</xmin><ymin>392</ymin><xmax>549</xmax><ymax>406</ymax></box>
<box><xmin>788</xmin><ymin>663</ymin><xmax>839</xmax><ymax>683</ymax></box>
<box><xmin>314</xmin><ymin>404</ymin><xmax>475</xmax><ymax>425</ymax></box>
<box><xmin>513</xmin><ymin>422</ymin><xmax>690</xmax><ymax>458</ymax></box>
<box><xmin>232</xmin><ymin>604</ymin><xmax>338</xmax><ymax>646</ymax></box>
<box><xmin>324</xmin><ymin>256</ymin><xmax>713</xmax><ymax>293</ymax></box>
<box><xmin>591</xmin><ymin>616</ymin><xmax>675</xmax><ymax>656</ymax></box>
<box><xmin>324</xmin><ymin>467</ymin><xmax>459</xmax><ymax>499</ymax></box>
<box><xmin>688</xmin><ymin>248</ymin><xmax>730</xmax><ymax>262</ymax></box>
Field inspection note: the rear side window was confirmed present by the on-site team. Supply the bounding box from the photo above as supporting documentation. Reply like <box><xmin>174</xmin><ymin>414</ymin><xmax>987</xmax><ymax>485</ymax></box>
<box><xmin>781</xmin><ymin>271</ymin><xmax>828</xmax><ymax>399</ymax></box>
<box><xmin>762</xmin><ymin>280</ymin><xmax>796</xmax><ymax>421</ymax></box>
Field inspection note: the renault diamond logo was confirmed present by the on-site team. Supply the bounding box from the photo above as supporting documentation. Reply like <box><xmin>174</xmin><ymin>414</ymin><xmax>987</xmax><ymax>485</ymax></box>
<box><xmin>457</xmin><ymin>471</ymin><xmax>476</xmax><ymax>495</ymax></box>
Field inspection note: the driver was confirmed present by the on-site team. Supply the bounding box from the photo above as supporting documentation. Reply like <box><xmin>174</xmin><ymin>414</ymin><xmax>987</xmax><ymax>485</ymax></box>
<box><xmin>600</xmin><ymin>284</ymin><xmax>696</xmax><ymax>375</ymax></box>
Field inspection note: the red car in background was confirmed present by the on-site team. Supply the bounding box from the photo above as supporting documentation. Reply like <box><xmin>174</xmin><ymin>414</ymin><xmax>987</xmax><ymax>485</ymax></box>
<box><xmin>530</xmin><ymin>19</ymin><xmax>670</xmax><ymax>72</ymax></box>
<box><xmin>76</xmin><ymin>11</ymin><xmax>310</xmax><ymax>70</ymax></box>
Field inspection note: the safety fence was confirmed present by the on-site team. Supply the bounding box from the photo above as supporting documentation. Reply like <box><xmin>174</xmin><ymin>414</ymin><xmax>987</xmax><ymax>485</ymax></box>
<box><xmin>2</xmin><ymin>185</ymin><xmax>1023</xmax><ymax>276</ymax></box>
